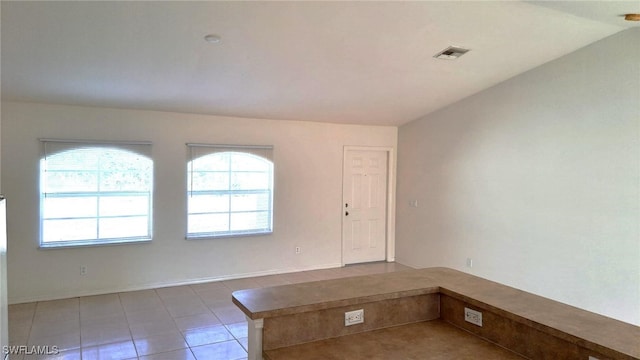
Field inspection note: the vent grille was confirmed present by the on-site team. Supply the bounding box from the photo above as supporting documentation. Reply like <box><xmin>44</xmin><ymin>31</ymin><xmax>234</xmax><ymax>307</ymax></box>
<box><xmin>434</xmin><ymin>46</ymin><xmax>470</xmax><ymax>60</ymax></box>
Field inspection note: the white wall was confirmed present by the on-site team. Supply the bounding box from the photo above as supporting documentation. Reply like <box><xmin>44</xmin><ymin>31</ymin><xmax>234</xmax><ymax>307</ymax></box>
<box><xmin>1</xmin><ymin>102</ymin><xmax>397</xmax><ymax>303</ymax></box>
<box><xmin>396</xmin><ymin>28</ymin><xmax>640</xmax><ymax>325</ymax></box>
<box><xmin>0</xmin><ymin>9</ymin><xmax>9</xmax><ymax>343</ymax></box>
<box><xmin>0</xmin><ymin>82</ymin><xmax>7</xmax><ymax>358</ymax></box>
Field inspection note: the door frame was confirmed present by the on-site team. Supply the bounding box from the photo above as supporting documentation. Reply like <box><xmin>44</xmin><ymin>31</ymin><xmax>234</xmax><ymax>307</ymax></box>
<box><xmin>341</xmin><ymin>146</ymin><xmax>395</xmax><ymax>266</ymax></box>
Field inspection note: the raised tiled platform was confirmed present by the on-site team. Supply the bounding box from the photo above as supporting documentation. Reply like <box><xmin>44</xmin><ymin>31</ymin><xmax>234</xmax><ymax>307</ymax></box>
<box><xmin>232</xmin><ymin>267</ymin><xmax>640</xmax><ymax>360</ymax></box>
<box><xmin>264</xmin><ymin>320</ymin><xmax>526</xmax><ymax>360</ymax></box>
<box><xmin>262</xmin><ymin>293</ymin><xmax>439</xmax><ymax>350</ymax></box>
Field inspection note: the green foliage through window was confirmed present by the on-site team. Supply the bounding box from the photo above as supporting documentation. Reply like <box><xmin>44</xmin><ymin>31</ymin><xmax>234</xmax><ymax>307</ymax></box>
<box><xmin>187</xmin><ymin>151</ymin><xmax>273</xmax><ymax>238</ymax></box>
<box><xmin>40</xmin><ymin>145</ymin><xmax>153</xmax><ymax>247</ymax></box>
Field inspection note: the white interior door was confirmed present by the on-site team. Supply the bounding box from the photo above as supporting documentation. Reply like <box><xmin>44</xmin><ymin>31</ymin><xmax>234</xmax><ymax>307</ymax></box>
<box><xmin>342</xmin><ymin>149</ymin><xmax>388</xmax><ymax>265</ymax></box>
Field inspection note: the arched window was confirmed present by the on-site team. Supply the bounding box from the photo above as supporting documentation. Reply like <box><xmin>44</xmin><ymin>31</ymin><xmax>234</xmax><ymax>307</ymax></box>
<box><xmin>187</xmin><ymin>145</ymin><xmax>273</xmax><ymax>238</ymax></box>
<box><xmin>40</xmin><ymin>140</ymin><xmax>153</xmax><ymax>247</ymax></box>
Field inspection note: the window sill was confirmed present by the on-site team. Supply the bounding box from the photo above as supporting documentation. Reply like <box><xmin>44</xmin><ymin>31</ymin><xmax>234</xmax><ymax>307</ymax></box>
<box><xmin>39</xmin><ymin>237</ymin><xmax>152</xmax><ymax>249</ymax></box>
<box><xmin>186</xmin><ymin>231</ymin><xmax>273</xmax><ymax>240</ymax></box>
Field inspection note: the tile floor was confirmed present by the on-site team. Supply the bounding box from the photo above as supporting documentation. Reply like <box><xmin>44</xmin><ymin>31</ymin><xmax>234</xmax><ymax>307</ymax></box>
<box><xmin>8</xmin><ymin>262</ymin><xmax>412</xmax><ymax>360</ymax></box>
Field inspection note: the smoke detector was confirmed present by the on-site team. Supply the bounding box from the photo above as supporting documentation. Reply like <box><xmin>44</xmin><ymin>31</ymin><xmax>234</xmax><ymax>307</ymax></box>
<box><xmin>204</xmin><ymin>34</ymin><xmax>222</xmax><ymax>43</ymax></box>
<box><xmin>434</xmin><ymin>46</ymin><xmax>470</xmax><ymax>60</ymax></box>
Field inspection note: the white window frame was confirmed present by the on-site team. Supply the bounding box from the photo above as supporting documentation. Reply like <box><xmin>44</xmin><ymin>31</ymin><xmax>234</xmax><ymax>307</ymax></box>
<box><xmin>39</xmin><ymin>139</ymin><xmax>153</xmax><ymax>248</ymax></box>
<box><xmin>186</xmin><ymin>143</ymin><xmax>274</xmax><ymax>239</ymax></box>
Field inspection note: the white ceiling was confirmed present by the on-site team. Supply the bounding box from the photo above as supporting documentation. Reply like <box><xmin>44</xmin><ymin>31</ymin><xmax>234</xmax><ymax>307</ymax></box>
<box><xmin>1</xmin><ymin>1</ymin><xmax>638</xmax><ymax>126</ymax></box>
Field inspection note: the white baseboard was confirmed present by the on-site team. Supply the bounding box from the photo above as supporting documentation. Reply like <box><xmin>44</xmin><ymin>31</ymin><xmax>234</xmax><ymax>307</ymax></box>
<box><xmin>8</xmin><ymin>262</ymin><xmax>343</xmax><ymax>305</ymax></box>
<box><xmin>393</xmin><ymin>257</ymin><xmax>422</xmax><ymax>270</ymax></box>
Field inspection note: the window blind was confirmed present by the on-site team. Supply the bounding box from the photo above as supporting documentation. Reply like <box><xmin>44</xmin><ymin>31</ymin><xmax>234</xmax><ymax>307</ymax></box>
<box><xmin>41</xmin><ymin>138</ymin><xmax>152</xmax><ymax>159</ymax></box>
<box><xmin>186</xmin><ymin>143</ymin><xmax>273</xmax><ymax>163</ymax></box>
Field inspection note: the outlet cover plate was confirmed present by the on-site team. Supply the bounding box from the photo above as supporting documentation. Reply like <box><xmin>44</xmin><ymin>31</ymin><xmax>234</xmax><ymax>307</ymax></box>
<box><xmin>464</xmin><ymin>307</ymin><xmax>483</xmax><ymax>327</ymax></box>
<box><xmin>345</xmin><ymin>309</ymin><xmax>364</xmax><ymax>326</ymax></box>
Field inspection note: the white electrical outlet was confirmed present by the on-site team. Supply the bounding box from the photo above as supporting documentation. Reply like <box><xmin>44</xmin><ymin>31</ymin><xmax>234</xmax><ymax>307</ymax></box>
<box><xmin>80</xmin><ymin>265</ymin><xmax>87</xmax><ymax>276</ymax></box>
<box><xmin>466</xmin><ymin>258</ymin><xmax>473</xmax><ymax>268</ymax></box>
<box><xmin>464</xmin><ymin>307</ymin><xmax>482</xmax><ymax>327</ymax></box>
<box><xmin>295</xmin><ymin>246</ymin><xmax>301</xmax><ymax>254</ymax></box>
<box><xmin>345</xmin><ymin>309</ymin><xmax>364</xmax><ymax>326</ymax></box>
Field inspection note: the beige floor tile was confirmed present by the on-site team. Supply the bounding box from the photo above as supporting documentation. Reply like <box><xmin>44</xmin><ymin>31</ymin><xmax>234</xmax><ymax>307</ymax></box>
<box><xmin>305</xmin><ymin>268</ymin><xmax>345</xmax><ymax>281</ymax></box>
<box><xmin>81</xmin><ymin>340</ymin><xmax>138</xmax><ymax>360</ymax></box>
<box><xmin>80</xmin><ymin>304</ymin><xmax>125</xmax><ymax>321</ymax></box>
<box><xmin>251</xmin><ymin>274</ymin><xmax>291</xmax><ymax>288</ymax></box>
<box><xmin>161</xmin><ymin>295</ymin><xmax>204</xmax><ymax>307</ymax></box>
<box><xmin>119</xmin><ymin>289</ymin><xmax>159</xmax><ymax>302</ymax></box>
<box><xmin>81</xmin><ymin>311</ymin><xmax>128</xmax><ymax>328</ymax></box>
<box><xmin>8</xmin><ymin>322</ymin><xmax>31</xmax><ymax>343</ymax></box>
<box><xmin>6</xmin><ymin>353</ymin><xmax>25</xmax><ymax>360</ymax></box>
<box><xmin>9</xmin><ymin>335</ymin><xmax>29</xmax><ymax>350</ymax></box>
<box><xmin>237</xmin><ymin>337</ymin><xmax>248</xmax><ymax>352</ymax></box>
<box><xmin>209</xmin><ymin>306</ymin><xmax>246</xmax><ymax>325</ymax></box>
<box><xmin>134</xmin><ymin>330</ymin><xmax>188</xmax><ymax>356</ymax></box>
<box><xmin>331</xmin><ymin>266</ymin><xmax>366</xmax><ymax>276</ymax></box>
<box><xmin>23</xmin><ymin>348</ymin><xmax>82</xmax><ymax>360</ymax></box>
<box><xmin>80</xmin><ymin>321</ymin><xmax>132</xmax><ymax>347</ymax></box>
<box><xmin>224</xmin><ymin>322</ymin><xmax>247</xmax><ymax>339</ymax></box>
<box><xmin>351</xmin><ymin>261</ymin><xmax>412</xmax><ymax>275</ymax></box>
<box><xmin>120</xmin><ymin>290</ymin><xmax>163</xmax><ymax>312</ymax></box>
<box><xmin>190</xmin><ymin>340</ymin><xmax>246</xmax><ymax>360</ymax></box>
<box><xmin>122</xmin><ymin>296</ymin><xmax>165</xmax><ymax>314</ymax></box>
<box><xmin>125</xmin><ymin>307</ymin><xmax>173</xmax><ymax>326</ymax></box>
<box><xmin>35</xmin><ymin>298</ymin><xmax>79</xmax><ymax>313</ymax></box>
<box><xmin>80</xmin><ymin>293</ymin><xmax>121</xmax><ymax>307</ymax></box>
<box><xmin>9</xmin><ymin>302</ymin><xmax>37</xmax><ymax>313</ymax></box>
<box><xmin>276</xmin><ymin>271</ymin><xmax>318</xmax><ymax>284</ymax></box>
<box><xmin>156</xmin><ymin>286</ymin><xmax>197</xmax><ymax>300</ymax></box>
<box><xmin>9</xmin><ymin>304</ymin><xmax>36</xmax><ymax>323</ymax></box>
<box><xmin>139</xmin><ymin>348</ymin><xmax>196</xmax><ymax>360</ymax></box>
<box><xmin>29</xmin><ymin>319</ymin><xmax>79</xmax><ymax>339</ymax></box>
<box><xmin>118</xmin><ymin>289</ymin><xmax>160</xmax><ymax>305</ymax></box>
<box><xmin>164</xmin><ymin>300</ymin><xmax>210</xmax><ymax>319</ymax></box>
<box><xmin>28</xmin><ymin>330</ymin><xmax>81</xmax><ymax>352</ymax></box>
<box><xmin>190</xmin><ymin>282</ymin><xmax>228</xmax><ymax>294</ymax></box>
<box><xmin>221</xmin><ymin>278</ymin><xmax>262</xmax><ymax>292</ymax></box>
<box><xmin>9</xmin><ymin>261</ymin><xmax>409</xmax><ymax>360</ymax></box>
<box><xmin>174</xmin><ymin>313</ymin><xmax>221</xmax><ymax>332</ymax></box>
<box><xmin>129</xmin><ymin>318</ymin><xmax>180</xmax><ymax>340</ymax></box>
<box><xmin>80</xmin><ymin>296</ymin><xmax>124</xmax><ymax>309</ymax></box>
<box><xmin>195</xmin><ymin>289</ymin><xmax>233</xmax><ymax>307</ymax></box>
<box><xmin>32</xmin><ymin>309</ymin><xmax>79</xmax><ymax>325</ymax></box>
<box><xmin>202</xmin><ymin>300</ymin><xmax>231</xmax><ymax>311</ymax></box>
<box><xmin>181</xmin><ymin>325</ymin><xmax>233</xmax><ymax>348</ymax></box>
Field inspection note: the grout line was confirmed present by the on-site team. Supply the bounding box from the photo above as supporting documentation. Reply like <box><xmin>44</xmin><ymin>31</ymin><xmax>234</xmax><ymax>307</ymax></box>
<box><xmin>11</xmin><ymin>262</ymin><xmax>411</xmax><ymax>360</ymax></box>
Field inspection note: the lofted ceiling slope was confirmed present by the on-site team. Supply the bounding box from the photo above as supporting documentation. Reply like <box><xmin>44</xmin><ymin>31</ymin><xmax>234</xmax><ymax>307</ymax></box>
<box><xmin>1</xmin><ymin>1</ymin><xmax>637</xmax><ymax>126</ymax></box>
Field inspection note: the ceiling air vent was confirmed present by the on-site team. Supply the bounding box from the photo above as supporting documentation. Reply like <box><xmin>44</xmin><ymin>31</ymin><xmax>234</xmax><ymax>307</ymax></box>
<box><xmin>434</xmin><ymin>46</ymin><xmax>470</xmax><ymax>60</ymax></box>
